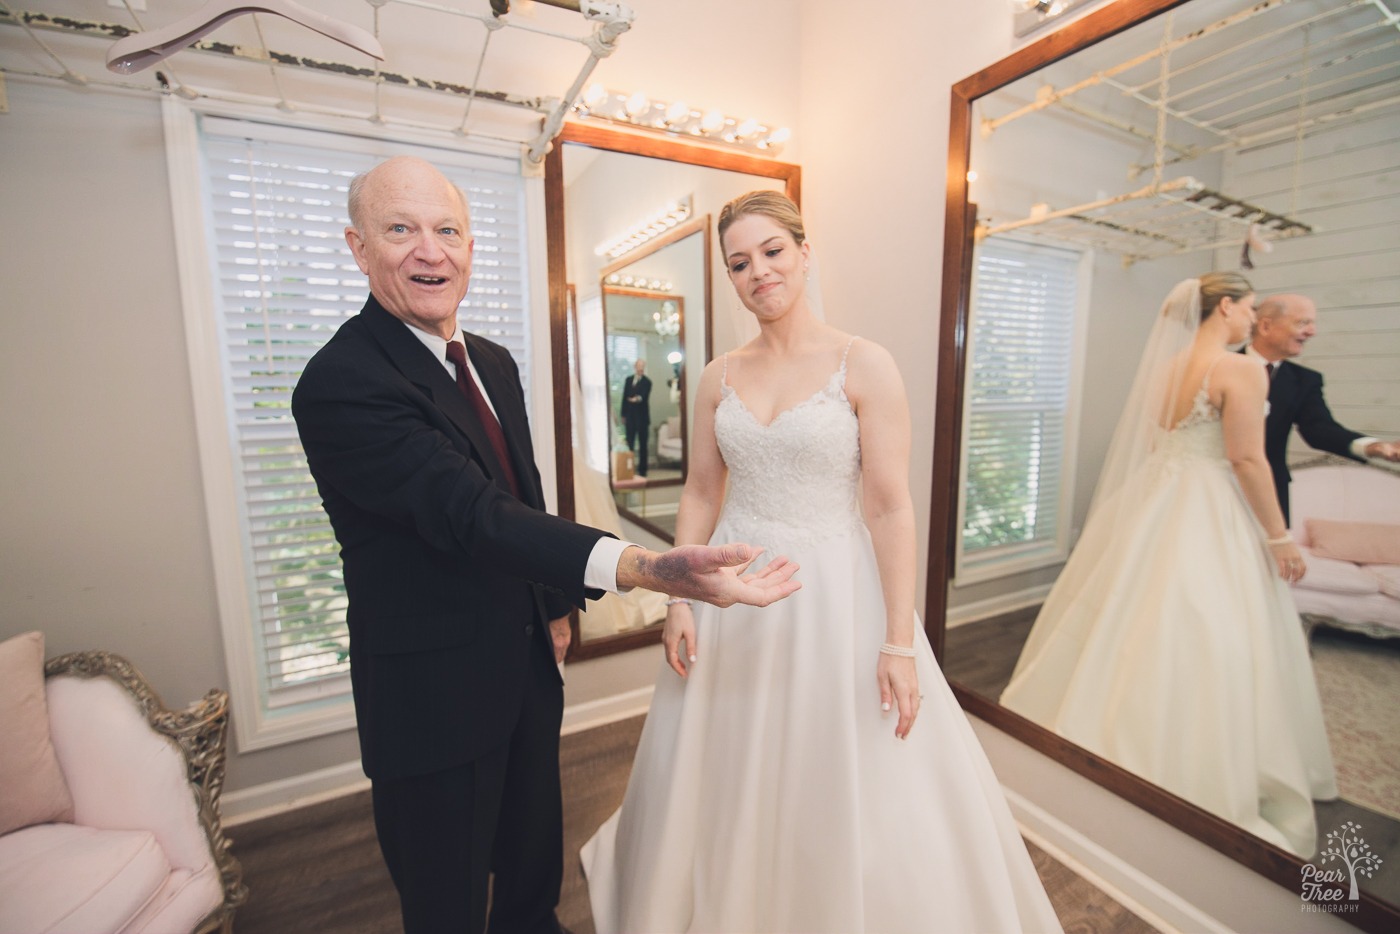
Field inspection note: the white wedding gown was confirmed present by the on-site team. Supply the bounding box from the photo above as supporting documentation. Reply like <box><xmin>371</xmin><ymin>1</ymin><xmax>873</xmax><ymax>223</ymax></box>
<box><xmin>1000</xmin><ymin>378</ymin><xmax>1338</xmax><ymax>858</ymax></box>
<box><xmin>582</xmin><ymin>350</ymin><xmax>1062</xmax><ymax>934</ymax></box>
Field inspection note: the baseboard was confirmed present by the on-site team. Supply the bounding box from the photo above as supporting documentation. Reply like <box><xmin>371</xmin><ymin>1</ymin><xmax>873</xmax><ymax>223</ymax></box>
<box><xmin>561</xmin><ymin>684</ymin><xmax>654</xmax><ymax>736</ymax></box>
<box><xmin>222</xmin><ymin>688</ymin><xmax>657</xmax><ymax>825</ymax></box>
<box><xmin>947</xmin><ymin>583</ymin><xmax>1052</xmax><ymax>628</ymax></box>
<box><xmin>223</xmin><ymin>759</ymin><xmax>370</xmax><ymax>826</ymax></box>
<box><xmin>1002</xmin><ymin>786</ymin><xmax>1230</xmax><ymax>934</ymax></box>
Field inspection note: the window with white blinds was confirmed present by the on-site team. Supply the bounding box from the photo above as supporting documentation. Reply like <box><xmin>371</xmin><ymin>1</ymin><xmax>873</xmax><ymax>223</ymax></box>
<box><xmin>197</xmin><ymin>117</ymin><xmax>530</xmax><ymax>717</ymax></box>
<box><xmin>958</xmin><ymin>238</ymin><xmax>1082</xmax><ymax>577</ymax></box>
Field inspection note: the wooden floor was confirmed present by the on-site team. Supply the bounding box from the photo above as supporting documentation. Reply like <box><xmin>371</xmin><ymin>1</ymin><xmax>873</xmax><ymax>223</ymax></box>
<box><xmin>227</xmin><ymin>713</ymin><xmax>1157</xmax><ymax>933</ymax></box>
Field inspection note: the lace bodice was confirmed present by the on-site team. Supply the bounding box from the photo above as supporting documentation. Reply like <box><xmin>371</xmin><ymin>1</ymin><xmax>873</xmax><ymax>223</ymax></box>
<box><xmin>1156</xmin><ymin>356</ymin><xmax>1258</xmax><ymax>462</ymax></box>
<box><xmin>1159</xmin><ymin>385</ymin><xmax>1226</xmax><ymax>457</ymax></box>
<box><xmin>714</xmin><ymin>343</ymin><xmax>864</xmax><ymax>551</ymax></box>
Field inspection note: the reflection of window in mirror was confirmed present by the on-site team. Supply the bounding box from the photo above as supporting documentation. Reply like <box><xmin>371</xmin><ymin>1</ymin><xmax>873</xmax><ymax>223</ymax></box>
<box><xmin>955</xmin><ymin>238</ymin><xmax>1089</xmax><ymax>587</ymax></box>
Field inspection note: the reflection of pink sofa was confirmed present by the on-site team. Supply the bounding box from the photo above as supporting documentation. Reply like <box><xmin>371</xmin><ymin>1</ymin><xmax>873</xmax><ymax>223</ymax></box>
<box><xmin>1288</xmin><ymin>463</ymin><xmax>1400</xmax><ymax>639</ymax></box>
<box><xmin>656</xmin><ymin>416</ymin><xmax>683</xmax><ymax>465</ymax></box>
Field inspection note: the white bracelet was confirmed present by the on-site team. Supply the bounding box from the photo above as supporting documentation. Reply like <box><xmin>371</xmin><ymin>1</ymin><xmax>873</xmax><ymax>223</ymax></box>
<box><xmin>665</xmin><ymin>598</ymin><xmax>692</xmax><ymax>607</ymax></box>
<box><xmin>879</xmin><ymin>642</ymin><xmax>917</xmax><ymax>658</ymax></box>
<box><xmin>1265</xmin><ymin>533</ymin><xmax>1293</xmax><ymax>546</ymax></box>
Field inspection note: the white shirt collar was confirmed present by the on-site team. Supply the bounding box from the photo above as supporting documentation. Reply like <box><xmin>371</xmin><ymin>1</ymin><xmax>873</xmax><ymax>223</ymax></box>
<box><xmin>402</xmin><ymin>322</ymin><xmax>465</xmax><ymax>379</ymax></box>
<box><xmin>1244</xmin><ymin>343</ymin><xmax>1278</xmax><ymax>366</ymax></box>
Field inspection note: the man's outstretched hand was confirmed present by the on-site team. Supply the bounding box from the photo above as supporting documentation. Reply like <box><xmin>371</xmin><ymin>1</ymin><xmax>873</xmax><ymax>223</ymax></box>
<box><xmin>617</xmin><ymin>543</ymin><xmax>800</xmax><ymax>607</ymax></box>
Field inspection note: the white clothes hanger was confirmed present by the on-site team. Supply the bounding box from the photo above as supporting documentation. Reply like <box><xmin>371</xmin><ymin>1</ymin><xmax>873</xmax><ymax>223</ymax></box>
<box><xmin>106</xmin><ymin>0</ymin><xmax>384</xmax><ymax>74</ymax></box>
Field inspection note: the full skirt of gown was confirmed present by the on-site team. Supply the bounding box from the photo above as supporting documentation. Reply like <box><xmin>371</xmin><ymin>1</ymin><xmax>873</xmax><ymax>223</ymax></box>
<box><xmin>1000</xmin><ymin>414</ymin><xmax>1337</xmax><ymax>858</ymax></box>
<box><xmin>582</xmin><ymin>361</ymin><xmax>1061</xmax><ymax>933</ymax></box>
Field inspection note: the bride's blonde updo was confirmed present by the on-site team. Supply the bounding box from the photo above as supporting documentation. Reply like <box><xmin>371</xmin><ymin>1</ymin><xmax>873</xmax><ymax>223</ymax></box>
<box><xmin>1199</xmin><ymin>271</ymin><xmax>1254</xmax><ymax>321</ymax></box>
<box><xmin>718</xmin><ymin>190</ymin><xmax>806</xmax><ymax>252</ymax></box>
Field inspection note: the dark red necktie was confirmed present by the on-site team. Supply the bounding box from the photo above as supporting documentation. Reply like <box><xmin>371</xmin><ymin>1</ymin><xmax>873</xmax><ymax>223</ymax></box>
<box><xmin>445</xmin><ymin>340</ymin><xmax>521</xmax><ymax>499</ymax></box>
<box><xmin>1266</xmin><ymin>362</ymin><xmax>1276</xmax><ymax>380</ymax></box>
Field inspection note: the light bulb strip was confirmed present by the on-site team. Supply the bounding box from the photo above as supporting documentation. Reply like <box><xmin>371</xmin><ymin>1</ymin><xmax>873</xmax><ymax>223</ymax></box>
<box><xmin>594</xmin><ymin>196</ymin><xmax>694</xmax><ymax>261</ymax></box>
<box><xmin>605</xmin><ymin>274</ymin><xmax>675</xmax><ymax>292</ymax></box>
<box><xmin>574</xmin><ymin>85</ymin><xmax>790</xmax><ymax>154</ymax></box>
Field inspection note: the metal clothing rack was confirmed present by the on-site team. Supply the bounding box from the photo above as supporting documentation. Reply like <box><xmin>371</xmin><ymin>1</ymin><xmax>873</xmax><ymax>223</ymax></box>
<box><xmin>977</xmin><ymin>175</ymin><xmax>1314</xmax><ymax>264</ymax></box>
<box><xmin>976</xmin><ymin>0</ymin><xmax>1399</xmax><ymax>261</ymax></box>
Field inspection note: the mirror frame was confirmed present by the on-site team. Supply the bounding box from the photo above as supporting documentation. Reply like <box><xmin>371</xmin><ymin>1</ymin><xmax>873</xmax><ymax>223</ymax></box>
<box><xmin>923</xmin><ymin>1</ymin><xmax>1398</xmax><ymax>928</ymax></box>
<box><xmin>545</xmin><ymin>121</ymin><xmax>801</xmax><ymax>661</ymax></box>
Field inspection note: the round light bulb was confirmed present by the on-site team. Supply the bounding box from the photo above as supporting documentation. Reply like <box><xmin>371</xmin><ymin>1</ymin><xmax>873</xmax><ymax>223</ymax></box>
<box><xmin>735</xmin><ymin>118</ymin><xmax>760</xmax><ymax>139</ymax></box>
<box><xmin>700</xmin><ymin>109</ymin><xmax>725</xmax><ymax>133</ymax></box>
<box><xmin>665</xmin><ymin>101</ymin><xmax>689</xmax><ymax>125</ymax></box>
<box><xmin>583</xmin><ymin>83</ymin><xmax>607</xmax><ymax>108</ymax></box>
<box><xmin>625</xmin><ymin>91</ymin><xmax>649</xmax><ymax>117</ymax></box>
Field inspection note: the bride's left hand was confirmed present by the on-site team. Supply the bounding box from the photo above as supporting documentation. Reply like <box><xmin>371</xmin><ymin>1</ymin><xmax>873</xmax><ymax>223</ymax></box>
<box><xmin>878</xmin><ymin>654</ymin><xmax>921</xmax><ymax>740</ymax></box>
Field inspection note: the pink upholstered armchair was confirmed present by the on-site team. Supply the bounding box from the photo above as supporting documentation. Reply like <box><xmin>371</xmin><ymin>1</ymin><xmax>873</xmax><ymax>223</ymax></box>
<box><xmin>0</xmin><ymin>633</ymin><xmax>246</xmax><ymax>933</ymax></box>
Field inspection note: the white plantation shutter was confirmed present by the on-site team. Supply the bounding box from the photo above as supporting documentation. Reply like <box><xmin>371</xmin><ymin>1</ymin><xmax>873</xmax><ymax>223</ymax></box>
<box><xmin>198</xmin><ymin>117</ymin><xmax>530</xmax><ymax>711</ymax></box>
<box><xmin>959</xmin><ymin>238</ymin><xmax>1080</xmax><ymax>573</ymax></box>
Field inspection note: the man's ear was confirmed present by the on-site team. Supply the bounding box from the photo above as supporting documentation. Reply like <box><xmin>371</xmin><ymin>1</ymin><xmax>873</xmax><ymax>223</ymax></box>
<box><xmin>345</xmin><ymin>226</ymin><xmax>370</xmax><ymax>274</ymax></box>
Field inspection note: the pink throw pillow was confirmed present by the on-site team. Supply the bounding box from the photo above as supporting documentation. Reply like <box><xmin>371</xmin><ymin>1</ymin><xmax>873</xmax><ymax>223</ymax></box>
<box><xmin>1306</xmin><ymin>519</ymin><xmax>1400</xmax><ymax>567</ymax></box>
<box><xmin>0</xmin><ymin>631</ymin><xmax>76</xmax><ymax>835</ymax></box>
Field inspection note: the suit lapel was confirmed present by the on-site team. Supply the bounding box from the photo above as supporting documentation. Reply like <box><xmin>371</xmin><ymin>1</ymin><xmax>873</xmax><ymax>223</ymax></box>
<box><xmin>358</xmin><ymin>298</ymin><xmax>520</xmax><ymax>499</ymax></box>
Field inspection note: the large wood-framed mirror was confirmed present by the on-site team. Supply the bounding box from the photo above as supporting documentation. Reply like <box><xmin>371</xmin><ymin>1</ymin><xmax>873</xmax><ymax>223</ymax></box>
<box><xmin>925</xmin><ymin>1</ymin><xmax>1399</xmax><ymax>929</ymax></box>
<box><xmin>545</xmin><ymin>122</ymin><xmax>800</xmax><ymax>659</ymax></box>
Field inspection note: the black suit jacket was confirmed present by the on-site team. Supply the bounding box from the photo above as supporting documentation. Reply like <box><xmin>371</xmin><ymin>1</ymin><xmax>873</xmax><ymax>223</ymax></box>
<box><xmin>1262</xmin><ymin>356</ymin><xmax>1364</xmax><ymax>521</ymax></box>
<box><xmin>292</xmin><ymin>296</ymin><xmax>607</xmax><ymax>781</ymax></box>
<box><xmin>621</xmin><ymin>374</ymin><xmax>652</xmax><ymax>426</ymax></box>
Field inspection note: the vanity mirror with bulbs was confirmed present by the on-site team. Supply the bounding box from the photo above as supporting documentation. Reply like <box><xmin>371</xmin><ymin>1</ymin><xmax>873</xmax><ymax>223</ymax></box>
<box><xmin>545</xmin><ymin>122</ymin><xmax>799</xmax><ymax>658</ymax></box>
<box><xmin>927</xmin><ymin>0</ymin><xmax>1399</xmax><ymax>928</ymax></box>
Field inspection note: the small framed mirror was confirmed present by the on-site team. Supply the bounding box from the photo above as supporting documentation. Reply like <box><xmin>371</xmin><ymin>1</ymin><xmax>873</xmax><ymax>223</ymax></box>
<box><xmin>597</xmin><ymin>216</ymin><xmax>710</xmax><ymax>540</ymax></box>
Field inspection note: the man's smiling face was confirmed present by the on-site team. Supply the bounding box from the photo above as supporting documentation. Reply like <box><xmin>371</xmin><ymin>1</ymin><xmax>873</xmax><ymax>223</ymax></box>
<box><xmin>346</xmin><ymin>156</ymin><xmax>474</xmax><ymax>340</ymax></box>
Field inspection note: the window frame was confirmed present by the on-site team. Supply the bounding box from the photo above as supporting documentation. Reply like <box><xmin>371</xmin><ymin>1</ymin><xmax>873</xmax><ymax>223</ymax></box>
<box><xmin>953</xmin><ymin>236</ymin><xmax>1092</xmax><ymax>586</ymax></box>
<box><xmin>164</xmin><ymin>97</ymin><xmax>552</xmax><ymax>751</ymax></box>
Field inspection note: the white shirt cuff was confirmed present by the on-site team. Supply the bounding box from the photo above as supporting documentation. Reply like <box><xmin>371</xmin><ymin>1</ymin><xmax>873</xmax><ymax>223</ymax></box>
<box><xmin>1353</xmin><ymin>437</ymin><xmax>1378</xmax><ymax>459</ymax></box>
<box><xmin>585</xmin><ymin>537</ymin><xmax>638</xmax><ymax>594</ymax></box>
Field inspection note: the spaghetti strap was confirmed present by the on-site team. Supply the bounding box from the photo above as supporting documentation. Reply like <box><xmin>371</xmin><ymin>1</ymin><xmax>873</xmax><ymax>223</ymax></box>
<box><xmin>722</xmin><ymin>352</ymin><xmax>730</xmax><ymax>386</ymax></box>
<box><xmin>839</xmin><ymin>337</ymin><xmax>858</xmax><ymax>370</ymax></box>
<box><xmin>1201</xmin><ymin>353</ymin><xmax>1228</xmax><ymax>393</ymax></box>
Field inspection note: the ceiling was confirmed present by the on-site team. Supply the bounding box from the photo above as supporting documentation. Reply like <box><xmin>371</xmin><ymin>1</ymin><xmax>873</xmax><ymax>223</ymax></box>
<box><xmin>0</xmin><ymin>0</ymin><xmax>626</xmax><ymax>147</ymax></box>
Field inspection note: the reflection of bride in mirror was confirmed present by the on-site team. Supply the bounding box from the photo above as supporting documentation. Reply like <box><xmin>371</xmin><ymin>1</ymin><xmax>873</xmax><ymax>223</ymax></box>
<box><xmin>1001</xmin><ymin>273</ymin><xmax>1338</xmax><ymax>857</ymax></box>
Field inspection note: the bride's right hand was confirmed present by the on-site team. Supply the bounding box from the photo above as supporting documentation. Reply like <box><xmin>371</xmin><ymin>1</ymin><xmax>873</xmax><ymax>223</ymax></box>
<box><xmin>1270</xmin><ymin>541</ymin><xmax>1306</xmax><ymax>583</ymax></box>
<box><xmin>663</xmin><ymin>603</ymin><xmax>697</xmax><ymax>679</ymax></box>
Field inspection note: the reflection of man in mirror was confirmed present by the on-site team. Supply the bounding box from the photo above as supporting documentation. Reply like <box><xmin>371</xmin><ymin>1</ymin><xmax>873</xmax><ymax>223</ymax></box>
<box><xmin>1245</xmin><ymin>293</ymin><xmax>1400</xmax><ymax>522</ymax></box>
<box><xmin>622</xmin><ymin>358</ymin><xmax>652</xmax><ymax>476</ymax></box>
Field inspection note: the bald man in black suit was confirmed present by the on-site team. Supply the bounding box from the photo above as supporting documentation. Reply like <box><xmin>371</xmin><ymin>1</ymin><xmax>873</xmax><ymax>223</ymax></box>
<box><xmin>1244</xmin><ymin>293</ymin><xmax>1400</xmax><ymax>523</ymax></box>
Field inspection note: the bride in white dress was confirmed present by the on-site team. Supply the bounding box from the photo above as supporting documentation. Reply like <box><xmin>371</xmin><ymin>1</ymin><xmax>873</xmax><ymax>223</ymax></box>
<box><xmin>1000</xmin><ymin>274</ymin><xmax>1337</xmax><ymax>859</ymax></box>
<box><xmin>581</xmin><ymin>192</ymin><xmax>1061</xmax><ymax>933</ymax></box>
